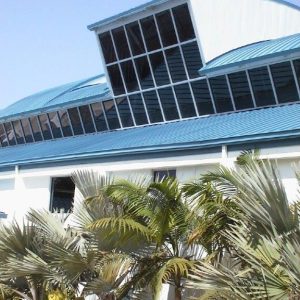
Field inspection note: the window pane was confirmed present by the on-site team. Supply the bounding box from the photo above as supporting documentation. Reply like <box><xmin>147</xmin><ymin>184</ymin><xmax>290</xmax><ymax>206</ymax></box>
<box><xmin>99</xmin><ymin>32</ymin><xmax>117</xmax><ymax>64</ymax></box>
<box><xmin>111</xmin><ymin>26</ymin><xmax>130</xmax><ymax>60</ymax></box>
<box><xmin>248</xmin><ymin>67</ymin><xmax>276</xmax><ymax>107</ymax></box>
<box><xmin>158</xmin><ymin>87</ymin><xmax>179</xmax><ymax>121</ymax></box>
<box><xmin>191</xmin><ymin>80</ymin><xmax>214</xmax><ymax>116</ymax></box>
<box><xmin>153</xmin><ymin>169</ymin><xmax>176</xmax><ymax>181</ymax></box>
<box><xmin>143</xmin><ymin>90</ymin><xmax>164</xmax><ymax>123</ymax></box>
<box><xmin>4</xmin><ymin>122</ymin><xmax>16</xmax><ymax>145</ymax></box>
<box><xmin>293</xmin><ymin>59</ymin><xmax>300</xmax><ymax>87</ymax></box>
<box><xmin>90</xmin><ymin>102</ymin><xmax>108</xmax><ymax>132</ymax></box>
<box><xmin>156</xmin><ymin>10</ymin><xmax>177</xmax><ymax>47</ymax></box>
<box><xmin>107</xmin><ymin>64</ymin><xmax>126</xmax><ymax>96</ymax></box>
<box><xmin>270</xmin><ymin>62</ymin><xmax>299</xmax><ymax>103</ymax></box>
<box><xmin>128</xmin><ymin>94</ymin><xmax>148</xmax><ymax>126</ymax></box>
<box><xmin>228</xmin><ymin>71</ymin><xmax>254</xmax><ymax>110</ymax></box>
<box><xmin>165</xmin><ymin>46</ymin><xmax>187</xmax><ymax>83</ymax></box>
<box><xmin>116</xmin><ymin>97</ymin><xmax>134</xmax><ymax>128</ymax></box>
<box><xmin>20</xmin><ymin>118</ymin><xmax>34</xmax><ymax>143</ymax></box>
<box><xmin>12</xmin><ymin>120</ymin><xmax>25</xmax><ymax>144</ymax></box>
<box><xmin>58</xmin><ymin>110</ymin><xmax>73</xmax><ymax>137</ymax></box>
<box><xmin>140</xmin><ymin>16</ymin><xmax>161</xmax><ymax>51</ymax></box>
<box><xmin>182</xmin><ymin>42</ymin><xmax>203</xmax><ymax>79</ymax></box>
<box><xmin>38</xmin><ymin>114</ymin><xmax>52</xmax><ymax>140</ymax></box>
<box><xmin>48</xmin><ymin>112</ymin><xmax>62</xmax><ymax>139</ymax></box>
<box><xmin>134</xmin><ymin>56</ymin><xmax>154</xmax><ymax>89</ymax></box>
<box><xmin>172</xmin><ymin>4</ymin><xmax>195</xmax><ymax>42</ymax></box>
<box><xmin>68</xmin><ymin>108</ymin><xmax>84</xmax><ymax>135</ymax></box>
<box><xmin>149</xmin><ymin>52</ymin><xmax>170</xmax><ymax>86</ymax></box>
<box><xmin>120</xmin><ymin>60</ymin><xmax>139</xmax><ymax>93</ymax></box>
<box><xmin>174</xmin><ymin>84</ymin><xmax>196</xmax><ymax>118</ymax></box>
<box><xmin>0</xmin><ymin>124</ymin><xmax>8</xmax><ymax>147</ymax></box>
<box><xmin>79</xmin><ymin>105</ymin><xmax>95</xmax><ymax>134</ymax></box>
<box><xmin>29</xmin><ymin>116</ymin><xmax>43</xmax><ymax>142</ymax></box>
<box><xmin>126</xmin><ymin>21</ymin><xmax>145</xmax><ymax>56</ymax></box>
<box><xmin>51</xmin><ymin>177</ymin><xmax>75</xmax><ymax>213</ymax></box>
<box><xmin>103</xmin><ymin>100</ymin><xmax>121</xmax><ymax>130</ymax></box>
<box><xmin>209</xmin><ymin>76</ymin><xmax>234</xmax><ymax>113</ymax></box>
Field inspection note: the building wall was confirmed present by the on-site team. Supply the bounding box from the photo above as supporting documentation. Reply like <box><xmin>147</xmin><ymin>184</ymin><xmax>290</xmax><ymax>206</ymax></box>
<box><xmin>189</xmin><ymin>0</ymin><xmax>300</xmax><ymax>63</ymax></box>
<box><xmin>0</xmin><ymin>145</ymin><xmax>300</xmax><ymax>223</ymax></box>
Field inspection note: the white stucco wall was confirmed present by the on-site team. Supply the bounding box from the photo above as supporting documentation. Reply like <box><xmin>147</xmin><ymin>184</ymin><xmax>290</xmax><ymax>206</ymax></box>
<box><xmin>189</xmin><ymin>0</ymin><xmax>300</xmax><ymax>63</ymax></box>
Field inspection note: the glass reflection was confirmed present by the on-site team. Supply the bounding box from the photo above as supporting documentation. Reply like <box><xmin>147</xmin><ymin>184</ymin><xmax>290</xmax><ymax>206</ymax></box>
<box><xmin>116</xmin><ymin>97</ymin><xmax>134</xmax><ymax>128</ymax></box>
<box><xmin>48</xmin><ymin>112</ymin><xmax>62</xmax><ymax>139</ymax></box>
<box><xmin>12</xmin><ymin>120</ymin><xmax>25</xmax><ymax>144</ymax></box>
<box><xmin>58</xmin><ymin>110</ymin><xmax>73</xmax><ymax>137</ymax></box>
<box><xmin>29</xmin><ymin>116</ymin><xmax>43</xmax><ymax>142</ymax></box>
<box><xmin>38</xmin><ymin>114</ymin><xmax>52</xmax><ymax>140</ymax></box>
<box><xmin>21</xmin><ymin>118</ymin><xmax>34</xmax><ymax>143</ymax></box>
<box><xmin>158</xmin><ymin>87</ymin><xmax>179</xmax><ymax>121</ymax></box>
<box><xmin>143</xmin><ymin>90</ymin><xmax>164</xmax><ymax>123</ymax></box>
<box><xmin>68</xmin><ymin>108</ymin><xmax>84</xmax><ymax>135</ymax></box>
<box><xmin>103</xmin><ymin>100</ymin><xmax>121</xmax><ymax>130</ymax></box>
<box><xmin>128</xmin><ymin>94</ymin><xmax>148</xmax><ymax>126</ymax></box>
<box><xmin>90</xmin><ymin>102</ymin><xmax>108</xmax><ymax>132</ymax></box>
<box><xmin>174</xmin><ymin>84</ymin><xmax>196</xmax><ymax>118</ymax></box>
<box><xmin>79</xmin><ymin>105</ymin><xmax>95</xmax><ymax>134</ymax></box>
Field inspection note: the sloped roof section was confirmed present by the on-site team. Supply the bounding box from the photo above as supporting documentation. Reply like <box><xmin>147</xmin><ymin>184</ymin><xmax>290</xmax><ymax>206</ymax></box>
<box><xmin>0</xmin><ymin>74</ymin><xmax>111</xmax><ymax>122</ymax></box>
<box><xmin>0</xmin><ymin>103</ymin><xmax>300</xmax><ymax>168</ymax></box>
<box><xmin>200</xmin><ymin>33</ymin><xmax>300</xmax><ymax>76</ymax></box>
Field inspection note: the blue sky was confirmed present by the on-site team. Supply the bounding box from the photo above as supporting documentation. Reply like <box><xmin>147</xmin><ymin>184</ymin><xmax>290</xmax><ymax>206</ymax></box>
<box><xmin>0</xmin><ymin>0</ymin><xmax>148</xmax><ymax>109</ymax></box>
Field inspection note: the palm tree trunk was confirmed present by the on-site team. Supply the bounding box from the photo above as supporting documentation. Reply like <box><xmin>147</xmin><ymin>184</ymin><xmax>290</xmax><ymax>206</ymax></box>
<box><xmin>174</xmin><ymin>286</ymin><xmax>181</xmax><ymax>300</ymax></box>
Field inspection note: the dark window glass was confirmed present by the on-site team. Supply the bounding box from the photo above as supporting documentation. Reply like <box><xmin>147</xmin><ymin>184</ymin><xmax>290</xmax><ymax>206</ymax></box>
<box><xmin>228</xmin><ymin>71</ymin><xmax>254</xmax><ymax>110</ymax></box>
<box><xmin>79</xmin><ymin>105</ymin><xmax>95</xmax><ymax>134</ymax></box>
<box><xmin>153</xmin><ymin>169</ymin><xmax>176</xmax><ymax>181</ymax></box>
<box><xmin>0</xmin><ymin>124</ymin><xmax>8</xmax><ymax>147</ymax></box>
<box><xmin>174</xmin><ymin>84</ymin><xmax>196</xmax><ymax>118</ymax></box>
<box><xmin>111</xmin><ymin>26</ymin><xmax>131</xmax><ymax>60</ymax></box>
<box><xmin>191</xmin><ymin>80</ymin><xmax>214</xmax><ymax>115</ymax></box>
<box><xmin>149</xmin><ymin>52</ymin><xmax>170</xmax><ymax>86</ymax></box>
<box><xmin>128</xmin><ymin>94</ymin><xmax>148</xmax><ymax>125</ymax></box>
<box><xmin>50</xmin><ymin>177</ymin><xmax>75</xmax><ymax>213</ymax></box>
<box><xmin>158</xmin><ymin>87</ymin><xmax>179</xmax><ymax>121</ymax></box>
<box><xmin>172</xmin><ymin>4</ymin><xmax>195</xmax><ymax>42</ymax></box>
<box><xmin>116</xmin><ymin>97</ymin><xmax>134</xmax><ymax>128</ymax></box>
<box><xmin>48</xmin><ymin>112</ymin><xmax>62</xmax><ymax>139</ymax></box>
<box><xmin>99</xmin><ymin>32</ymin><xmax>117</xmax><ymax>64</ymax></box>
<box><xmin>126</xmin><ymin>21</ymin><xmax>145</xmax><ymax>56</ymax></box>
<box><xmin>29</xmin><ymin>116</ymin><xmax>43</xmax><ymax>142</ymax></box>
<box><xmin>90</xmin><ymin>102</ymin><xmax>108</xmax><ymax>132</ymax></box>
<box><xmin>209</xmin><ymin>76</ymin><xmax>234</xmax><ymax>113</ymax></box>
<box><xmin>58</xmin><ymin>110</ymin><xmax>73</xmax><ymax>137</ymax></box>
<box><xmin>38</xmin><ymin>114</ymin><xmax>52</xmax><ymax>140</ymax></box>
<box><xmin>4</xmin><ymin>122</ymin><xmax>16</xmax><ymax>145</ymax></box>
<box><xmin>165</xmin><ymin>47</ymin><xmax>187</xmax><ymax>83</ymax></box>
<box><xmin>20</xmin><ymin>118</ymin><xmax>33</xmax><ymax>143</ymax></box>
<box><xmin>270</xmin><ymin>62</ymin><xmax>299</xmax><ymax>103</ymax></box>
<box><xmin>12</xmin><ymin>120</ymin><xmax>25</xmax><ymax>144</ymax></box>
<box><xmin>182</xmin><ymin>42</ymin><xmax>203</xmax><ymax>79</ymax></box>
<box><xmin>120</xmin><ymin>60</ymin><xmax>139</xmax><ymax>93</ymax></box>
<box><xmin>143</xmin><ymin>90</ymin><xmax>164</xmax><ymax>123</ymax></box>
<box><xmin>156</xmin><ymin>10</ymin><xmax>177</xmax><ymax>47</ymax></box>
<box><xmin>103</xmin><ymin>100</ymin><xmax>121</xmax><ymax>130</ymax></box>
<box><xmin>107</xmin><ymin>64</ymin><xmax>125</xmax><ymax>96</ymax></box>
<box><xmin>68</xmin><ymin>108</ymin><xmax>84</xmax><ymax>135</ymax></box>
<box><xmin>248</xmin><ymin>67</ymin><xmax>276</xmax><ymax>107</ymax></box>
<box><xmin>293</xmin><ymin>59</ymin><xmax>300</xmax><ymax>87</ymax></box>
<box><xmin>140</xmin><ymin>16</ymin><xmax>161</xmax><ymax>51</ymax></box>
<box><xmin>134</xmin><ymin>56</ymin><xmax>154</xmax><ymax>89</ymax></box>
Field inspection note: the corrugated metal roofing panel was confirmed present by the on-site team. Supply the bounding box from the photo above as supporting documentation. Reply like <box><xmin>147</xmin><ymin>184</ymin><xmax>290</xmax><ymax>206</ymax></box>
<box><xmin>200</xmin><ymin>33</ymin><xmax>300</xmax><ymax>75</ymax></box>
<box><xmin>0</xmin><ymin>103</ymin><xmax>299</xmax><ymax>168</ymax></box>
<box><xmin>0</xmin><ymin>75</ymin><xmax>111</xmax><ymax>121</ymax></box>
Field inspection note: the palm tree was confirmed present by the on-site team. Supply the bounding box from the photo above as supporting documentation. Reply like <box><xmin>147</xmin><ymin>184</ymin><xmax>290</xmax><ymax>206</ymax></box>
<box><xmin>72</xmin><ymin>172</ymin><xmax>202</xmax><ymax>300</ymax></box>
<box><xmin>187</xmin><ymin>153</ymin><xmax>300</xmax><ymax>299</ymax></box>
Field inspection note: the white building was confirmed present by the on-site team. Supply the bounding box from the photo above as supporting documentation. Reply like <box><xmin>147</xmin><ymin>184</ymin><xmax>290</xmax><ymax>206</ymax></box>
<box><xmin>0</xmin><ymin>0</ymin><xmax>300</xmax><ymax>222</ymax></box>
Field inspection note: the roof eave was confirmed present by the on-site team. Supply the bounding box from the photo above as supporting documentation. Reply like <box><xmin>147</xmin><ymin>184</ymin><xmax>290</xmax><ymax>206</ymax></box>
<box><xmin>2</xmin><ymin>129</ymin><xmax>300</xmax><ymax>169</ymax></box>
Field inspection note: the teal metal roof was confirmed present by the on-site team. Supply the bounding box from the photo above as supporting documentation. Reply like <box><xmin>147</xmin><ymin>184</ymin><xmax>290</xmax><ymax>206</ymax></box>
<box><xmin>0</xmin><ymin>74</ymin><xmax>111</xmax><ymax>122</ymax></box>
<box><xmin>200</xmin><ymin>33</ymin><xmax>300</xmax><ymax>76</ymax></box>
<box><xmin>0</xmin><ymin>103</ymin><xmax>300</xmax><ymax>168</ymax></box>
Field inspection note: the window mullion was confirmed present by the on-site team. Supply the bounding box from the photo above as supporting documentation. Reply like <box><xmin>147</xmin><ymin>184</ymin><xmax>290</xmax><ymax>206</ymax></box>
<box><xmin>290</xmin><ymin>60</ymin><xmax>300</xmax><ymax>101</ymax></box>
<box><xmin>245</xmin><ymin>69</ymin><xmax>257</xmax><ymax>108</ymax></box>
<box><xmin>267</xmin><ymin>65</ymin><xmax>279</xmax><ymax>104</ymax></box>
<box><xmin>225</xmin><ymin>74</ymin><xmax>236</xmax><ymax>111</ymax></box>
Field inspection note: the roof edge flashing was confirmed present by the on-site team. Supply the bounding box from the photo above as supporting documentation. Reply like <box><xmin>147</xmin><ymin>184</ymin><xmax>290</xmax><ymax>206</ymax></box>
<box><xmin>87</xmin><ymin>0</ymin><xmax>171</xmax><ymax>31</ymax></box>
